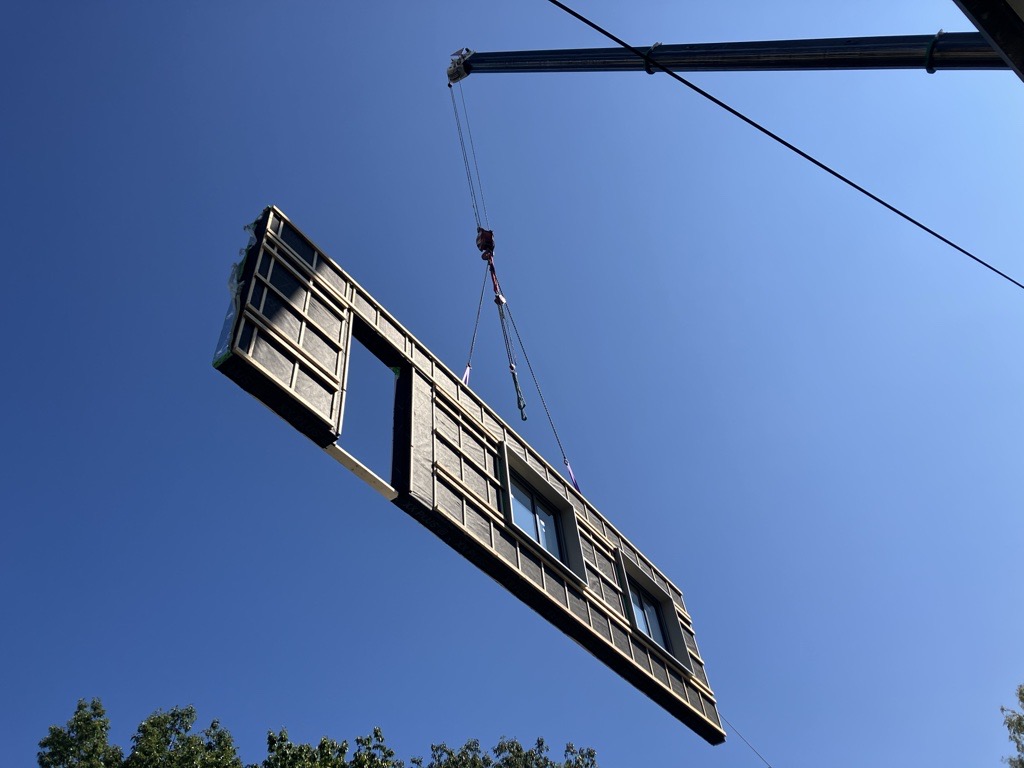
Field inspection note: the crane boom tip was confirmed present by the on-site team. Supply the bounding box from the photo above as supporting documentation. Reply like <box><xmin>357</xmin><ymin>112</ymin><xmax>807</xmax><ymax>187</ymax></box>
<box><xmin>448</xmin><ymin>48</ymin><xmax>474</xmax><ymax>84</ymax></box>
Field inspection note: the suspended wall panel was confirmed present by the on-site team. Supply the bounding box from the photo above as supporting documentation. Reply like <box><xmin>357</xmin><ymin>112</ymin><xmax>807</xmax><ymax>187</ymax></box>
<box><xmin>214</xmin><ymin>206</ymin><xmax>726</xmax><ymax>745</ymax></box>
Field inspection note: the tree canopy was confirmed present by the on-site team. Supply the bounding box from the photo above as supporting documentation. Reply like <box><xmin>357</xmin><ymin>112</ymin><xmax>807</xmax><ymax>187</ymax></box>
<box><xmin>38</xmin><ymin>700</ymin><xmax>597</xmax><ymax>768</ymax></box>
<box><xmin>1004</xmin><ymin>685</ymin><xmax>1024</xmax><ymax>768</ymax></box>
<box><xmin>38</xmin><ymin>700</ymin><xmax>123</xmax><ymax>768</ymax></box>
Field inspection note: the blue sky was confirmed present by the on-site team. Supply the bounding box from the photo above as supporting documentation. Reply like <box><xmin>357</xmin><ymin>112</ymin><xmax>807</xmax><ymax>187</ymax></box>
<box><xmin>3</xmin><ymin>2</ymin><xmax>1022</xmax><ymax>766</ymax></box>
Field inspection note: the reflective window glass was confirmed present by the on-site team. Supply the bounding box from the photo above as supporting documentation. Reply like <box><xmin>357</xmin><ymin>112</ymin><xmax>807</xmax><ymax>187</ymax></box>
<box><xmin>511</xmin><ymin>481</ymin><xmax>536</xmax><ymax>538</ymax></box>
<box><xmin>536</xmin><ymin>501</ymin><xmax>562</xmax><ymax>560</ymax></box>
<box><xmin>631</xmin><ymin>589</ymin><xmax>650</xmax><ymax>635</ymax></box>
<box><xmin>511</xmin><ymin>475</ymin><xmax>564</xmax><ymax>563</ymax></box>
<box><xmin>629</xmin><ymin>579</ymin><xmax>668</xmax><ymax>651</ymax></box>
<box><xmin>645</xmin><ymin>600</ymin><xmax>667</xmax><ymax>648</ymax></box>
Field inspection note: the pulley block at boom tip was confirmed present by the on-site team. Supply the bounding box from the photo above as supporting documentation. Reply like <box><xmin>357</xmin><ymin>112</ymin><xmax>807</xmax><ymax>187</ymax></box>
<box><xmin>447</xmin><ymin>32</ymin><xmax>1005</xmax><ymax>83</ymax></box>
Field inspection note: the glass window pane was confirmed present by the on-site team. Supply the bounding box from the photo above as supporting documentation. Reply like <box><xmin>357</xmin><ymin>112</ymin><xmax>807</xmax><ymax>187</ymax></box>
<box><xmin>644</xmin><ymin>599</ymin><xmax>667</xmax><ymax>649</ymax></box>
<box><xmin>631</xmin><ymin>587</ymin><xmax>650</xmax><ymax>635</ymax></box>
<box><xmin>535</xmin><ymin>502</ymin><xmax>562</xmax><ymax>559</ymax></box>
<box><xmin>511</xmin><ymin>481</ymin><xmax>536</xmax><ymax>540</ymax></box>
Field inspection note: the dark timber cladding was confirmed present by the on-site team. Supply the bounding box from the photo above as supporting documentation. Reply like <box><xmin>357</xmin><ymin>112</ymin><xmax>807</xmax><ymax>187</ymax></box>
<box><xmin>213</xmin><ymin>206</ymin><xmax>726</xmax><ymax>745</ymax></box>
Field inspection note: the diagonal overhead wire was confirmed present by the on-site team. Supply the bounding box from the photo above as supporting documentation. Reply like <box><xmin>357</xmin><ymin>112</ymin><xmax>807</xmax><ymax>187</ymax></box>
<box><xmin>719</xmin><ymin>712</ymin><xmax>775</xmax><ymax>768</ymax></box>
<box><xmin>543</xmin><ymin>0</ymin><xmax>1024</xmax><ymax>292</ymax></box>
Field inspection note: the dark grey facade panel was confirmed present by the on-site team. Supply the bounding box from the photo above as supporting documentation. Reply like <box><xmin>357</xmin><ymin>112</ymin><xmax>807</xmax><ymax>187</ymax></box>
<box><xmin>214</xmin><ymin>206</ymin><xmax>726</xmax><ymax>745</ymax></box>
<box><xmin>213</xmin><ymin>214</ymin><xmax>348</xmax><ymax>447</ymax></box>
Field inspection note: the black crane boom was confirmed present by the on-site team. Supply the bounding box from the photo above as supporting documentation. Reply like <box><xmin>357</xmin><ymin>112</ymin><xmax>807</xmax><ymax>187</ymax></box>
<box><xmin>448</xmin><ymin>32</ymin><xmax>1006</xmax><ymax>83</ymax></box>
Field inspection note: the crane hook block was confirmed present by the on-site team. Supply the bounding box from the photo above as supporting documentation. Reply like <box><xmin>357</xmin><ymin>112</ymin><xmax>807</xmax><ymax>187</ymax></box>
<box><xmin>476</xmin><ymin>226</ymin><xmax>495</xmax><ymax>259</ymax></box>
<box><xmin>448</xmin><ymin>48</ymin><xmax>474</xmax><ymax>84</ymax></box>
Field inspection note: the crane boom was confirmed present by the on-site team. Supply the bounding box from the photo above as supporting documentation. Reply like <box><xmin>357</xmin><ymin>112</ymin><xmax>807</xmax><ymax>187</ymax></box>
<box><xmin>448</xmin><ymin>32</ymin><xmax>1005</xmax><ymax>83</ymax></box>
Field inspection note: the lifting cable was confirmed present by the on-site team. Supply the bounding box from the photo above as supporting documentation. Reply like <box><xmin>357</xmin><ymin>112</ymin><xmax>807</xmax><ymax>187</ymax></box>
<box><xmin>449</xmin><ymin>81</ymin><xmax>581</xmax><ymax>492</ymax></box>
<box><xmin>462</xmin><ymin>263</ymin><xmax>490</xmax><ymax>385</ymax></box>
<box><xmin>505</xmin><ymin>302</ymin><xmax>582</xmax><ymax>492</ymax></box>
<box><xmin>449</xmin><ymin>83</ymin><xmax>489</xmax><ymax>231</ymax></box>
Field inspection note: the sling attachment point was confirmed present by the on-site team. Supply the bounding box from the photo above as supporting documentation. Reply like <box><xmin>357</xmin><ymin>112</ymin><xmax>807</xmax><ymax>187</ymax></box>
<box><xmin>925</xmin><ymin>29</ymin><xmax>944</xmax><ymax>74</ymax></box>
<box><xmin>644</xmin><ymin>42</ymin><xmax>662</xmax><ymax>74</ymax></box>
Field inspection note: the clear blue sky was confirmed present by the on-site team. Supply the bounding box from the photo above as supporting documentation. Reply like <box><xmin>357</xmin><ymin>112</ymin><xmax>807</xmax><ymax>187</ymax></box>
<box><xmin>3</xmin><ymin>2</ymin><xmax>1022</xmax><ymax>766</ymax></box>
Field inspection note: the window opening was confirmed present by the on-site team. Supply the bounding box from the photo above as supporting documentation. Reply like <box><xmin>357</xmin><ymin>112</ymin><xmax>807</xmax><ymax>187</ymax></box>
<box><xmin>338</xmin><ymin>336</ymin><xmax>397</xmax><ymax>484</ymax></box>
<box><xmin>510</xmin><ymin>474</ymin><xmax>563</xmax><ymax>561</ymax></box>
<box><xmin>629</xmin><ymin>578</ymin><xmax>668</xmax><ymax>651</ymax></box>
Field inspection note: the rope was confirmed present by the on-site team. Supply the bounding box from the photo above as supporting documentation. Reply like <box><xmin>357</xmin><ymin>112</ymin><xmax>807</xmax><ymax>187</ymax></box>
<box><xmin>505</xmin><ymin>304</ymin><xmax>579</xmax><ymax>491</ymax></box>
<box><xmin>459</xmin><ymin>82</ymin><xmax>490</xmax><ymax>228</ymax></box>
<box><xmin>543</xmin><ymin>0</ymin><xmax>1024</xmax><ymax>293</ymax></box>
<box><xmin>449</xmin><ymin>84</ymin><xmax>481</xmax><ymax>227</ymax></box>
<box><xmin>462</xmin><ymin>263</ymin><xmax>490</xmax><ymax>384</ymax></box>
<box><xmin>449</xmin><ymin>80</ymin><xmax>579</xmax><ymax>489</ymax></box>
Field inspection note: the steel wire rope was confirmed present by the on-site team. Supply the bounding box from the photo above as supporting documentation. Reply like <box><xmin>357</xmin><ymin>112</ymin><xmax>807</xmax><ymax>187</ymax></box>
<box><xmin>452</xmin><ymin>82</ymin><xmax>488</xmax><ymax>384</ymax></box>
<box><xmin>543</xmin><ymin>0</ymin><xmax>1024</xmax><ymax>293</ymax></box>
<box><xmin>449</xmin><ymin>84</ymin><xmax>481</xmax><ymax>227</ymax></box>
<box><xmin>505</xmin><ymin>303</ymin><xmax>580</xmax><ymax>491</ymax></box>
<box><xmin>459</xmin><ymin>82</ymin><xmax>490</xmax><ymax>228</ymax></box>
<box><xmin>462</xmin><ymin>263</ymin><xmax>491</xmax><ymax>384</ymax></box>
<box><xmin>449</xmin><ymin>78</ymin><xmax>579</xmax><ymax>487</ymax></box>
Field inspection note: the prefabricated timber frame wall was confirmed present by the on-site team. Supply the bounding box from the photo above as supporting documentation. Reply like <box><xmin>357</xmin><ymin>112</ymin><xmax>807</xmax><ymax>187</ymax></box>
<box><xmin>213</xmin><ymin>206</ymin><xmax>726</xmax><ymax>745</ymax></box>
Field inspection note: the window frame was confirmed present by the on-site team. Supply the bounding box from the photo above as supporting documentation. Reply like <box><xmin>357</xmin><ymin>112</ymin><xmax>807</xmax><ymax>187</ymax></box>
<box><xmin>628</xmin><ymin>578</ymin><xmax>669</xmax><ymax>650</ymax></box>
<box><xmin>500</xmin><ymin>443</ymin><xmax>588</xmax><ymax>586</ymax></box>
<box><xmin>510</xmin><ymin>473</ymin><xmax>564</xmax><ymax>561</ymax></box>
<box><xmin>617</xmin><ymin>551</ymin><xmax>694</xmax><ymax>672</ymax></box>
